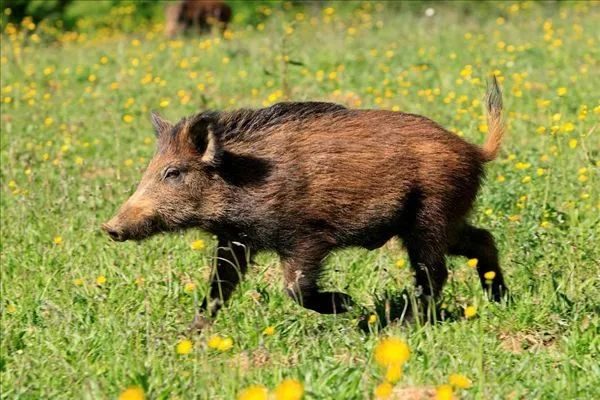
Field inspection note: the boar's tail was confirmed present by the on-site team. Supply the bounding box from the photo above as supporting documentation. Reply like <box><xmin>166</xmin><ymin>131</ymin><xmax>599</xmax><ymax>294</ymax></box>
<box><xmin>481</xmin><ymin>75</ymin><xmax>505</xmax><ymax>162</ymax></box>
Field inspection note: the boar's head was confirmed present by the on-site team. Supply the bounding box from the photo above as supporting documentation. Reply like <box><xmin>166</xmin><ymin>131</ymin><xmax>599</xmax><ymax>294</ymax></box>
<box><xmin>102</xmin><ymin>112</ymin><xmax>224</xmax><ymax>241</ymax></box>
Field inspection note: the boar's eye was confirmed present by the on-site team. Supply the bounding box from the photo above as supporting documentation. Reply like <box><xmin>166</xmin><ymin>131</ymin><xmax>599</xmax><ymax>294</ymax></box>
<box><xmin>163</xmin><ymin>167</ymin><xmax>182</xmax><ymax>182</ymax></box>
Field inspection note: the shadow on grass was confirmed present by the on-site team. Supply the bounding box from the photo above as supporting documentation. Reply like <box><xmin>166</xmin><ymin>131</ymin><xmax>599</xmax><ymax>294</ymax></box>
<box><xmin>356</xmin><ymin>289</ymin><xmax>460</xmax><ymax>333</ymax></box>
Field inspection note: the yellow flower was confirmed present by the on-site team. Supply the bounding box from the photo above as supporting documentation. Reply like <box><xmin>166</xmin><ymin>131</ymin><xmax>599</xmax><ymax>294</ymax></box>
<box><xmin>374</xmin><ymin>337</ymin><xmax>410</xmax><ymax>367</ymax></box>
<box><xmin>183</xmin><ymin>282</ymin><xmax>196</xmax><ymax>293</ymax></box>
<box><xmin>6</xmin><ymin>304</ymin><xmax>17</xmax><ymax>314</ymax></box>
<box><xmin>384</xmin><ymin>363</ymin><xmax>403</xmax><ymax>383</ymax></box>
<box><xmin>118</xmin><ymin>386</ymin><xmax>145</xmax><ymax>400</ymax></box>
<box><xmin>483</xmin><ymin>271</ymin><xmax>496</xmax><ymax>280</ymax></box>
<box><xmin>466</xmin><ymin>258</ymin><xmax>478</xmax><ymax>268</ymax></box>
<box><xmin>436</xmin><ymin>384</ymin><xmax>454</xmax><ymax>400</ymax></box>
<box><xmin>521</xmin><ymin>176</ymin><xmax>531</xmax><ymax>184</ymax></box>
<box><xmin>464</xmin><ymin>305</ymin><xmax>477</xmax><ymax>319</ymax></box>
<box><xmin>238</xmin><ymin>385</ymin><xmax>268</xmax><ymax>400</ymax></box>
<box><xmin>263</xmin><ymin>326</ymin><xmax>276</xmax><ymax>336</ymax></box>
<box><xmin>124</xmin><ymin>159</ymin><xmax>134</xmax><ymax>167</ymax></box>
<box><xmin>218</xmin><ymin>337</ymin><xmax>233</xmax><ymax>351</ymax></box>
<box><xmin>159</xmin><ymin>99</ymin><xmax>170</xmax><ymax>108</ymax></box>
<box><xmin>176</xmin><ymin>339</ymin><xmax>193</xmax><ymax>355</ymax></box>
<box><xmin>374</xmin><ymin>382</ymin><xmax>393</xmax><ymax>399</ymax></box>
<box><xmin>449</xmin><ymin>373</ymin><xmax>472</xmax><ymax>389</ymax></box>
<box><xmin>568</xmin><ymin>139</ymin><xmax>578</xmax><ymax>149</ymax></box>
<box><xmin>540</xmin><ymin>221</ymin><xmax>552</xmax><ymax>229</ymax></box>
<box><xmin>123</xmin><ymin>114</ymin><xmax>134</xmax><ymax>124</ymax></box>
<box><xmin>96</xmin><ymin>275</ymin><xmax>107</xmax><ymax>285</ymax></box>
<box><xmin>53</xmin><ymin>236</ymin><xmax>63</xmax><ymax>245</ymax></box>
<box><xmin>274</xmin><ymin>379</ymin><xmax>304</xmax><ymax>400</ymax></box>
<box><xmin>208</xmin><ymin>335</ymin><xmax>233</xmax><ymax>351</ymax></box>
<box><xmin>556</xmin><ymin>87</ymin><xmax>567</xmax><ymax>96</ymax></box>
<box><xmin>368</xmin><ymin>314</ymin><xmax>378</xmax><ymax>324</ymax></box>
<box><xmin>44</xmin><ymin>117</ymin><xmax>54</xmax><ymax>126</ymax></box>
<box><xmin>395</xmin><ymin>259</ymin><xmax>406</xmax><ymax>268</ymax></box>
<box><xmin>190</xmin><ymin>240</ymin><xmax>205</xmax><ymax>250</ymax></box>
<box><xmin>496</xmin><ymin>175</ymin><xmax>505</xmax><ymax>183</ymax></box>
<box><xmin>75</xmin><ymin>156</ymin><xmax>84</xmax><ymax>165</ymax></box>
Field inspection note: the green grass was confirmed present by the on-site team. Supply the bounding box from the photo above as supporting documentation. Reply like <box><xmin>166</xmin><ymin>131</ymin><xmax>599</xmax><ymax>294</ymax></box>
<box><xmin>1</xmin><ymin>1</ymin><xmax>599</xmax><ymax>399</ymax></box>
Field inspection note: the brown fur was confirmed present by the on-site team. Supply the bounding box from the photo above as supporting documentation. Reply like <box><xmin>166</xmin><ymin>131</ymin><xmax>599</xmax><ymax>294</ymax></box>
<box><xmin>103</xmin><ymin>80</ymin><xmax>508</xmax><ymax>323</ymax></box>
<box><xmin>165</xmin><ymin>0</ymin><xmax>232</xmax><ymax>37</ymax></box>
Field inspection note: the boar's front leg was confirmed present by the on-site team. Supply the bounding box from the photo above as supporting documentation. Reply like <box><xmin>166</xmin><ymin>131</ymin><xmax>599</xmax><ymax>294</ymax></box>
<box><xmin>283</xmin><ymin>243</ymin><xmax>353</xmax><ymax>314</ymax></box>
<box><xmin>191</xmin><ymin>239</ymin><xmax>250</xmax><ymax>331</ymax></box>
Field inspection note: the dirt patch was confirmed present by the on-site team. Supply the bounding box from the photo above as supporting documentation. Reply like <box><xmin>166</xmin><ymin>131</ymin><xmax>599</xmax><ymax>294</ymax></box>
<box><xmin>498</xmin><ymin>330</ymin><xmax>557</xmax><ymax>354</ymax></box>
<box><xmin>391</xmin><ymin>386</ymin><xmax>436</xmax><ymax>400</ymax></box>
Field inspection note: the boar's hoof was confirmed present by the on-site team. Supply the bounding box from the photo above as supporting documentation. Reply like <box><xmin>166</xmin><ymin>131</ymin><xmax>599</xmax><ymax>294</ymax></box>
<box><xmin>291</xmin><ymin>291</ymin><xmax>355</xmax><ymax>314</ymax></box>
<box><xmin>188</xmin><ymin>313</ymin><xmax>212</xmax><ymax>333</ymax></box>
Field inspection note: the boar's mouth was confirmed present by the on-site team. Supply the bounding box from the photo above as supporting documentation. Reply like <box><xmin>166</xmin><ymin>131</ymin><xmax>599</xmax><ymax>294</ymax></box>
<box><xmin>103</xmin><ymin>216</ymin><xmax>166</xmax><ymax>242</ymax></box>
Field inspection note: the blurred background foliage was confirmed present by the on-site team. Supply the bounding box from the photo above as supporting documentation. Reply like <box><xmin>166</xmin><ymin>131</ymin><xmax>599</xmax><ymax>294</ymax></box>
<box><xmin>1</xmin><ymin>0</ymin><xmax>565</xmax><ymax>38</ymax></box>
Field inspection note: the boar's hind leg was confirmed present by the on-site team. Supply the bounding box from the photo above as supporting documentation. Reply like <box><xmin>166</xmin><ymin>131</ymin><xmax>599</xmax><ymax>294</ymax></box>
<box><xmin>449</xmin><ymin>224</ymin><xmax>508</xmax><ymax>301</ymax></box>
<box><xmin>200</xmin><ymin>239</ymin><xmax>251</xmax><ymax>317</ymax></box>
<box><xmin>283</xmin><ymin>246</ymin><xmax>353</xmax><ymax>314</ymax></box>
<box><xmin>405</xmin><ymin>217</ymin><xmax>449</xmax><ymax>301</ymax></box>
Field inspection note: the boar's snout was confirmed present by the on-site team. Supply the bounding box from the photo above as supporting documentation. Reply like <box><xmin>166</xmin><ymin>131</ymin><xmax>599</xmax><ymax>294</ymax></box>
<box><xmin>101</xmin><ymin>221</ymin><xmax>126</xmax><ymax>242</ymax></box>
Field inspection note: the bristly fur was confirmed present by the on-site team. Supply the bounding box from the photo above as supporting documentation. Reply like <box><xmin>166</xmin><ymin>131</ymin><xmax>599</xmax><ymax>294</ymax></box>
<box><xmin>192</xmin><ymin>102</ymin><xmax>350</xmax><ymax>141</ymax></box>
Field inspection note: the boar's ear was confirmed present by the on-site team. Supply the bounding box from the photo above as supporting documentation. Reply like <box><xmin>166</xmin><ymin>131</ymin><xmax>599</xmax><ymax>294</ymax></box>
<box><xmin>187</xmin><ymin>114</ymin><xmax>221</xmax><ymax>165</ymax></box>
<box><xmin>151</xmin><ymin>111</ymin><xmax>173</xmax><ymax>137</ymax></box>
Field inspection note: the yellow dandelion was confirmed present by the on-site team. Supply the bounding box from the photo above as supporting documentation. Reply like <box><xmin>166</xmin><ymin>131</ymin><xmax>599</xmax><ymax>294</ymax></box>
<box><xmin>483</xmin><ymin>271</ymin><xmax>496</xmax><ymax>280</ymax></box>
<box><xmin>568</xmin><ymin>139</ymin><xmax>578</xmax><ymax>149</ymax></box>
<box><xmin>496</xmin><ymin>175</ymin><xmax>505</xmax><ymax>183</ymax></box>
<box><xmin>118</xmin><ymin>386</ymin><xmax>145</xmax><ymax>400</ymax></box>
<box><xmin>53</xmin><ymin>236</ymin><xmax>63</xmax><ymax>245</ymax></box>
<box><xmin>96</xmin><ymin>275</ymin><xmax>107</xmax><ymax>286</ymax></box>
<box><xmin>176</xmin><ymin>339</ymin><xmax>193</xmax><ymax>355</ymax></box>
<box><xmin>75</xmin><ymin>156</ymin><xmax>84</xmax><ymax>165</ymax></box>
<box><xmin>467</xmin><ymin>258</ymin><xmax>478</xmax><ymax>268</ymax></box>
<box><xmin>124</xmin><ymin>159</ymin><xmax>134</xmax><ymax>167</ymax></box>
<box><xmin>208</xmin><ymin>335</ymin><xmax>223</xmax><ymax>349</ymax></box>
<box><xmin>448</xmin><ymin>373</ymin><xmax>472</xmax><ymax>389</ymax></box>
<box><xmin>368</xmin><ymin>314</ymin><xmax>378</xmax><ymax>324</ymax></box>
<box><xmin>6</xmin><ymin>304</ymin><xmax>17</xmax><ymax>314</ymax></box>
<box><xmin>540</xmin><ymin>221</ymin><xmax>552</xmax><ymax>229</ymax></box>
<box><xmin>263</xmin><ymin>326</ymin><xmax>276</xmax><ymax>336</ymax></box>
<box><xmin>123</xmin><ymin>114</ymin><xmax>134</xmax><ymax>124</ymax></box>
<box><xmin>556</xmin><ymin>87</ymin><xmax>567</xmax><ymax>96</ymax></box>
<box><xmin>374</xmin><ymin>337</ymin><xmax>410</xmax><ymax>367</ymax></box>
<box><xmin>44</xmin><ymin>117</ymin><xmax>54</xmax><ymax>126</ymax></box>
<box><xmin>217</xmin><ymin>337</ymin><xmax>233</xmax><ymax>351</ymax></box>
<box><xmin>395</xmin><ymin>259</ymin><xmax>406</xmax><ymax>268</ymax></box>
<box><xmin>522</xmin><ymin>176</ymin><xmax>531</xmax><ymax>184</ymax></box>
<box><xmin>159</xmin><ymin>99</ymin><xmax>170</xmax><ymax>108</ymax></box>
<box><xmin>183</xmin><ymin>282</ymin><xmax>196</xmax><ymax>293</ymax></box>
<box><xmin>384</xmin><ymin>363</ymin><xmax>403</xmax><ymax>383</ymax></box>
<box><xmin>190</xmin><ymin>240</ymin><xmax>205</xmax><ymax>250</ymax></box>
<box><xmin>464</xmin><ymin>305</ymin><xmax>477</xmax><ymax>319</ymax></box>
<box><xmin>274</xmin><ymin>379</ymin><xmax>304</xmax><ymax>400</ymax></box>
<box><xmin>238</xmin><ymin>385</ymin><xmax>268</xmax><ymax>400</ymax></box>
<box><xmin>374</xmin><ymin>382</ymin><xmax>393</xmax><ymax>399</ymax></box>
<box><xmin>436</xmin><ymin>384</ymin><xmax>454</xmax><ymax>400</ymax></box>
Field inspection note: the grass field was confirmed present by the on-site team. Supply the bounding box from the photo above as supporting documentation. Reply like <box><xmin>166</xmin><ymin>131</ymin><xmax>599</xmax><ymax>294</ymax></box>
<box><xmin>1</xmin><ymin>1</ymin><xmax>599</xmax><ymax>399</ymax></box>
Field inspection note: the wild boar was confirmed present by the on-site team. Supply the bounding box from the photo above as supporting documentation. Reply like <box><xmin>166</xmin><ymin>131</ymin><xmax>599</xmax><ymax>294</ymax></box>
<box><xmin>165</xmin><ymin>0</ymin><xmax>232</xmax><ymax>37</ymax></box>
<box><xmin>102</xmin><ymin>78</ymin><xmax>508</xmax><ymax>327</ymax></box>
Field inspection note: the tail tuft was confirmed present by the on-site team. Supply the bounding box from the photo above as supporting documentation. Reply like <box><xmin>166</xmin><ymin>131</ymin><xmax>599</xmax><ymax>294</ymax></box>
<box><xmin>481</xmin><ymin>75</ymin><xmax>505</xmax><ymax>162</ymax></box>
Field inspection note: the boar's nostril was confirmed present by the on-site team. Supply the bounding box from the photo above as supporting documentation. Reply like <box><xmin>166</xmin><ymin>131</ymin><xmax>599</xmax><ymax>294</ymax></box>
<box><xmin>102</xmin><ymin>223</ymin><xmax>124</xmax><ymax>242</ymax></box>
<box><xmin>107</xmin><ymin>229</ymin><xmax>121</xmax><ymax>241</ymax></box>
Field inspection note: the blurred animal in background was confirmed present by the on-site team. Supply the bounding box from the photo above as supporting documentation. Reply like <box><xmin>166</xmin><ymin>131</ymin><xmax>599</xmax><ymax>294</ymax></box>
<box><xmin>165</xmin><ymin>0</ymin><xmax>232</xmax><ymax>37</ymax></box>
